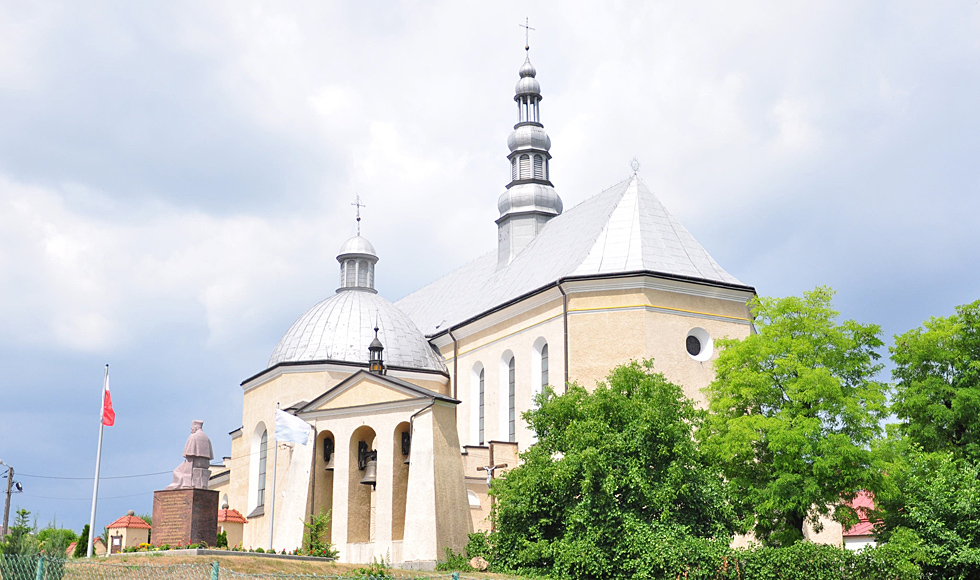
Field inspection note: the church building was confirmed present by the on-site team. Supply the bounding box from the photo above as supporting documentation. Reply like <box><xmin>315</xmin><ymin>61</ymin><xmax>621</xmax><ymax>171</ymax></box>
<box><xmin>210</xmin><ymin>47</ymin><xmax>756</xmax><ymax>568</ymax></box>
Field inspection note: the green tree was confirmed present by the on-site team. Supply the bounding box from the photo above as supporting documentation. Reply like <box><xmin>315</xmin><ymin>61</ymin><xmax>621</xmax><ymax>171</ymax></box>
<box><xmin>891</xmin><ymin>299</ymin><xmax>980</xmax><ymax>462</ymax></box>
<box><xmin>699</xmin><ymin>287</ymin><xmax>889</xmax><ymax>546</ymax></box>
<box><xmin>491</xmin><ymin>360</ymin><xmax>739</xmax><ymax>579</ymax></box>
<box><xmin>0</xmin><ymin>509</ymin><xmax>40</xmax><ymax>555</ymax></box>
<box><xmin>72</xmin><ymin>524</ymin><xmax>90</xmax><ymax>558</ymax></box>
<box><xmin>873</xmin><ymin>447</ymin><xmax>980</xmax><ymax>580</ymax></box>
<box><xmin>37</xmin><ymin>523</ymin><xmax>77</xmax><ymax>558</ymax></box>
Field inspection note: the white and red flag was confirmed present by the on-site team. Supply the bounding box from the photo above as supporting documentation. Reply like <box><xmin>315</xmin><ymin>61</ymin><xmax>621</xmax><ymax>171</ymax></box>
<box><xmin>102</xmin><ymin>379</ymin><xmax>115</xmax><ymax>427</ymax></box>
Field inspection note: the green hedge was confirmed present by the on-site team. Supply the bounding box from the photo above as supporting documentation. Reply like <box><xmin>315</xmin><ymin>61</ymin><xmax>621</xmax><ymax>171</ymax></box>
<box><xmin>470</xmin><ymin>532</ymin><xmax>924</xmax><ymax>580</ymax></box>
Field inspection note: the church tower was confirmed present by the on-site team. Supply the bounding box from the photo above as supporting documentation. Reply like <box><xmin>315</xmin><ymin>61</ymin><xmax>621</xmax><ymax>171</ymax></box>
<box><xmin>496</xmin><ymin>49</ymin><xmax>563</xmax><ymax>268</ymax></box>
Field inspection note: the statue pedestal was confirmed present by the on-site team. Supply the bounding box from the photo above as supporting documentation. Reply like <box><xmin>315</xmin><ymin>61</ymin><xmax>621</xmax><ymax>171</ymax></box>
<box><xmin>151</xmin><ymin>489</ymin><xmax>218</xmax><ymax>547</ymax></box>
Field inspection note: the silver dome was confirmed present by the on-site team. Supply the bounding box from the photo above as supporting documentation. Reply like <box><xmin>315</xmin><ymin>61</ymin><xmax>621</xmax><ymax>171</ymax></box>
<box><xmin>515</xmin><ymin>76</ymin><xmax>541</xmax><ymax>97</ymax></box>
<box><xmin>508</xmin><ymin>125</ymin><xmax>552</xmax><ymax>152</ymax></box>
<box><xmin>519</xmin><ymin>58</ymin><xmax>536</xmax><ymax>78</ymax></box>
<box><xmin>338</xmin><ymin>235</ymin><xmax>377</xmax><ymax>258</ymax></box>
<box><xmin>498</xmin><ymin>182</ymin><xmax>563</xmax><ymax>215</ymax></box>
<box><xmin>268</xmin><ymin>290</ymin><xmax>446</xmax><ymax>372</ymax></box>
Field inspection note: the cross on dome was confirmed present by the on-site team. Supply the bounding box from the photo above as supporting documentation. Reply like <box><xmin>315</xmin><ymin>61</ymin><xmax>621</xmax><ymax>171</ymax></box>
<box><xmin>351</xmin><ymin>194</ymin><xmax>367</xmax><ymax>236</ymax></box>
<box><xmin>520</xmin><ymin>18</ymin><xmax>535</xmax><ymax>52</ymax></box>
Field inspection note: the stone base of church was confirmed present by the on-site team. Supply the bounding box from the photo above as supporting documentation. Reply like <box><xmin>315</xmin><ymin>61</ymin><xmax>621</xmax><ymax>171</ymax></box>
<box><xmin>151</xmin><ymin>489</ymin><xmax>218</xmax><ymax>547</ymax></box>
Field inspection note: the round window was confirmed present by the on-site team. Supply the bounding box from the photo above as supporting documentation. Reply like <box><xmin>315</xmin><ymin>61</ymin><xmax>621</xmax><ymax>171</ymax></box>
<box><xmin>685</xmin><ymin>327</ymin><xmax>713</xmax><ymax>361</ymax></box>
<box><xmin>686</xmin><ymin>335</ymin><xmax>702</xmax><ymax>356</ymax></box>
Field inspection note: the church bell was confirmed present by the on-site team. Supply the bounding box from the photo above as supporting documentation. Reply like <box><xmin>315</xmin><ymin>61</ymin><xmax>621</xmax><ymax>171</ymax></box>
<box><xmin>360</xmin><ymin>456</ymin><xmax>378</xmax><ymax>488</ymax></box>
<box><xmin>357</xmin><ymin>441</ymin><xmax>378</xmax><ymax>488</ymax></box>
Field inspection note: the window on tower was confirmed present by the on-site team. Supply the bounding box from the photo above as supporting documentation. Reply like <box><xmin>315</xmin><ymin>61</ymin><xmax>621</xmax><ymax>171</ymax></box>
<box><xmin>519</xmin><ymin>154</ymin><xmax>530</xmax><ymax>179</ymax></box>
<box><xmin>533</xmin><ymin>155</ymin><xmax>544</xmax><ymax>179</ymax></box>
<box><xmin>345</xmin><ymin>260</ymin><xmax>356</xmax><ymax>287</ymax></box>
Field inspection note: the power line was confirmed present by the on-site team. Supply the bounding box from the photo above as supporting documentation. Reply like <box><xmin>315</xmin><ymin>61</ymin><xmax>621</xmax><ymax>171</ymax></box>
<box><xmin>20</xmin><ymin>491</ymin><xmax>147</xmax><ymax>501</ymax></box>
<box><xmin>19</xmin><ymin>471</ymin><xmax>171</xmax><ymax>481</ymax></box>
<box><xmin>19</xmin><ymin>443</ymin><xmax>279</xmax><ymax>482</ymax></box>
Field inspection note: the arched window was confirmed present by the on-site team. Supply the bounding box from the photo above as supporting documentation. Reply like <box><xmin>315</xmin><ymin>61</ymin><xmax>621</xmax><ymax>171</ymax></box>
<box><xmin>357</xmin><ymin>260</ymin><xmax>368</xmax><ymax>287</ymax></box>
<box><xmin>511</xmin><ymin>158</ymin><xmax>518</xmax><ymax>180</ymax></box>
<box><xmin>519</xmin><ymin>154</ymin><xmax>530</xmax><ymax>179</ymax></box>
<box><xmin>479</xmin><ymin>368</ymin><xmax>486</xmax><ymax>444</ymax></box>
<box><xmin>257</xmin><ymin>430</ymin><xmax>268</xmax><ymax>506</ymax></box>
<box><xmin>541</xmin><ymin>343</ymin><xmax>549</xmax><ymax>388</ymax></box>
<box><xmin>345</xmin><ymin>259</ymin><xmax>356</xmax><ymax>286</ymax></box>
<box><xmin>499</xmin><ymin>351</ymin><xmax>515</xmax><ymax>442</ymax></box>
<box><xmin>544</xmin><ymin>158</ymin><xmax>549</xmax><ymax>180</ymax></box>
<box><xmin>508</xmin><ymin>357</ymin><xmax>516</xmax><ymax>442</ymax></box>
<box><xmin>249</xmin><ymin>424</ymin><xmax>268</xmax><ymax>514</ymax></box>
<box><xmin>533</xmin><ymin>155</ymin><xmax>544</xmax><ymax>179</ymax></box>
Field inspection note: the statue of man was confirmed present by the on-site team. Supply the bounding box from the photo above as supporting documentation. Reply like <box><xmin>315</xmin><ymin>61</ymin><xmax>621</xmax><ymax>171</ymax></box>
<box><xmin>166</xmin><ymin>420</ymin><xmax>214</xmax><ymax>490</ymax></box>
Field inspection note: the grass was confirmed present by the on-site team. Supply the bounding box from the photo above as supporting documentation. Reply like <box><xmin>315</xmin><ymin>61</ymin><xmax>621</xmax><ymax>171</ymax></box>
<box><xmin>102</xmin><ymin>553</ymin><xmax>527</xmax><ymax>579</ymax></box>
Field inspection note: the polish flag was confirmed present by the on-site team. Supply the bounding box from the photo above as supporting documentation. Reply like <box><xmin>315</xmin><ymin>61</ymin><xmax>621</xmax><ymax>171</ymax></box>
<box><xmin>102</xmin><ymin>380</ymin><xmax>115</xmax><ymax>427</ymax></box>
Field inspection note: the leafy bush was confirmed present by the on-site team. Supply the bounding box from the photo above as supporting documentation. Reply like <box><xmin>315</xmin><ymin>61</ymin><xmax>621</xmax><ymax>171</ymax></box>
<box><xmin>301</xmin><ymin>509</ymin><xmax>338</xmax><ymax>559</ymax></box>
<box><xmin>350</xmin><ymin>556</ymin><xmax>392</xmax><ymax>579</ymax></box>
<box><xmin>434</xmin><ymin>547</ymin><xmax>473</xmax><ymax>571</ymax></box>
<box><xmin>491</xmin><ymin>361</ymin><xmax>740</xmax><ymax>578</ymax></box>
<box><xmin>216</xmin><ymin>531</ymin><xmax>228</xmax><ymax>548</ymax></box>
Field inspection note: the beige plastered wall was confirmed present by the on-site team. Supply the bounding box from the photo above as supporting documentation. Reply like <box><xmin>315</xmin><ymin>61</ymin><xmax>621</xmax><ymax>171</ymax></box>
<box><xmin>437</xmin><ymin>280</ymin><xmax>753</xmax><ymax>535</ymax></box>
<box><xmin>567</xmin><ymin>286</ymin><xmax>752</xmax><ymax>405</ymax></box>
<box><xmin>218</xmin><ymin>521</ymin><xmax>245</xmax><ymax>549</ymax></box>
<box><xmin>441</xmin><ymin>282</ymin><xmax>753</xmax><ymax>451</ymax></box>
<box><xmin>225</xmin><ymin>365</ymin><xmax>449</xmax><ymax>553</ymax></box>
<box><xmin>307</xmin><ymin>398</ymin><xmax>470</xmax><ymax>567</ymax></box>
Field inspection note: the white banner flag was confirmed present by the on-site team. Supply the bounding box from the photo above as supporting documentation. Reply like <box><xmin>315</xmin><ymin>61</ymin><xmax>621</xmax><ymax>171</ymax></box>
<box><xmin>275</xmin><ymin>409</ymin><xmax>312</xmax><ymax>445</ymax></box>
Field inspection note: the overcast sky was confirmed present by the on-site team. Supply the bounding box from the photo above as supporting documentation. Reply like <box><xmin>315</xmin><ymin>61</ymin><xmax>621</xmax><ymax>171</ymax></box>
<box><xmin>1</xmin><ymin>1</ymin><xmax>978</xmax><ymax>534</ymax></box>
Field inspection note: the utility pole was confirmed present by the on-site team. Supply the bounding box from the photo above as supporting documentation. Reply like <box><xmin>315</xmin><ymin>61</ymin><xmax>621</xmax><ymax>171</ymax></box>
<box><xmin>2</xmin><ymin>464</ymin><xmax>12</xmax><ymax>540</ymax></box>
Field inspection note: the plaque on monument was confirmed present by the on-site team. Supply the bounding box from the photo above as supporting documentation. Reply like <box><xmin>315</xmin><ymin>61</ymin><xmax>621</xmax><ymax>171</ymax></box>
<box><xmin>151</xmin><ymin>420</ymin><xmax>219</xmax><ymax>546</ymax></box>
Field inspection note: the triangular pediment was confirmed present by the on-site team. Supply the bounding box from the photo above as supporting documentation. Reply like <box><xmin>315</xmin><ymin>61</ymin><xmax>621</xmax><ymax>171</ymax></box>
<box><xmin>298</xmin><ymin>370</ymin><xmax>456</xmax><ymax>413</ymax></box>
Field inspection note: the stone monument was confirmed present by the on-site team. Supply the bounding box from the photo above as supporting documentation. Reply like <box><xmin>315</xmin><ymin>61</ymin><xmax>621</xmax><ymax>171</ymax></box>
<box><xmin>152</xmin><ymin>420</ymin><xmax>219</xmax><ymax>547</ymax></box>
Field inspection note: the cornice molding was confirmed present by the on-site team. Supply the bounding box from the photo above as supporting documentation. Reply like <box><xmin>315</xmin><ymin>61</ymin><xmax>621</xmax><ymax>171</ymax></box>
<box><xmin>242</xmin><ymin>361</ymin><xmax>448</xmax><ymax>393</ymax></box>
<box><xmin>562</xmin><ymin>275</ymin><xmax>754</xmax><ymax>303</ymax></box>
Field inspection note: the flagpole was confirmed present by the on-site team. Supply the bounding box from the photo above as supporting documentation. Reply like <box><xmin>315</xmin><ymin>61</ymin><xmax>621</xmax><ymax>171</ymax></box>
<box><xmin>87</xmin><ymin>364</ymin><xmax>108</xmax><ymax>558</ymax></box>
<box><xmin>268</xmin><ymin>403</ymin><xmax>279</xmax><ymax>552</ymax></box>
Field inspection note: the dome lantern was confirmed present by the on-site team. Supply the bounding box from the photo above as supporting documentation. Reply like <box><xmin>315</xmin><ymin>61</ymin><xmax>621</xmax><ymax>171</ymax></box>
<box><xmin>337</xmin><ymin>235</ymin><xmax>379</xmax><ymax>293</ymax></box>
<box><xmin>368</xmin><ymin>326</ymin><xmax>385</xmax><ymax>374</ymax></box>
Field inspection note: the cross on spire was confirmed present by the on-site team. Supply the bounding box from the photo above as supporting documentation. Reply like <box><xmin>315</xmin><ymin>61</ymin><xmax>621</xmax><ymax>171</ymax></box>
<box><xmin>351</xmin><ymin>194</ymin><xmax>366</xmax><ymax>236</ymax></box>
<box><xmin>520</xmin><ymin>18</ymin><xmax>535</xmax><ymax>52</ymax></box>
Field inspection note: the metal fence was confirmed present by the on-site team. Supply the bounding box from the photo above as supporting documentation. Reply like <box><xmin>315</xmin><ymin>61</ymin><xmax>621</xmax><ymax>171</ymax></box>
<box><xmin>0</xmin><ymin>556</ymin><xmax>481</xmax><ymax>580</ymax></box>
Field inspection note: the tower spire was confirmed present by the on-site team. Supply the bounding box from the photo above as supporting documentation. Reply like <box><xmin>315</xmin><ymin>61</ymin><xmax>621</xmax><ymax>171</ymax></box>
<box><xmin>495</xmin><ymin>43</ymin><xmax>563</xmax><ymax>268</ymax></box>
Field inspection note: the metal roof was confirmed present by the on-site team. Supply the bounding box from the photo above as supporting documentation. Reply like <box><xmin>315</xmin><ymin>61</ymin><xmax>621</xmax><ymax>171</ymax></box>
<box><xmin>269</xmin><ymin>289</ymin><xmax>446</xmax><ymax>372</ymax></box>
<box><xmin>396</xmin><ymin>175</ymin><xmax>747</xmax><ymax>336</ymax></box>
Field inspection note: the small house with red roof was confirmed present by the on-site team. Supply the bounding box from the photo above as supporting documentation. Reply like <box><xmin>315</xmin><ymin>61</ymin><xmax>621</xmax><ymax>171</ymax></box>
<box><xmin>66</xmin><ymin>537</ymin><xmax>106</xmax><ymax>557</ymax></box>
<box><xmin>106</xmin><ymin>510</ymin><xmax>151</xmax><ymax>553</ymax></box>
<box><xmin>842</xmin><ymin>491</ymin><xmax>877</xmax><ymax>551</ymax></box>
<box><xmin>218</xmin><ymin>505</ymin><xmax>248</xmax><ymax>548</ymax></box>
